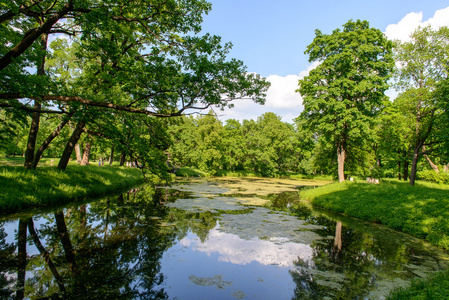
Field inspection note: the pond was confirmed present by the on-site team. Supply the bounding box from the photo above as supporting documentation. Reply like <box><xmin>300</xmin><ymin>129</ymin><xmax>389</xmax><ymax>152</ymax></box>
<box><xmin>1</xmin><ymin>177</ymin><xmax>448</xmax><ymax>299</ymax></box>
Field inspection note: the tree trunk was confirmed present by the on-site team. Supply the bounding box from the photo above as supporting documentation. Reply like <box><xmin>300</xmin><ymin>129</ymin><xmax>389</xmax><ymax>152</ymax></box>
<box><xmin>75</xmin><ymin>143</ymin><xmax>82</xmax><ymax>163</ymax></box>
<box><xmin>24</xmin><ymin>31</ymin><xmax>48</xmax><ymax>169</ymax></box>
<box><xmin>409</xmin><ymin>145</ymin><xmax>420</xmax><ymax>186</ymax></box>
<box><xmin>109</xmin><ymin>146</ymin><xmax>114</xmax><ymax>165</ymax></box>
<box><xmin>58</xmin><ymin>120</ymin><xmax>86</xmax><ymax>171</ymax></box>
<box><xmin>398</xmin><ymin>161</ymin><xmax>402</xmax><ymax>180</ymax></box>
<box><xmin>403</xmin><ymin>161</ymin><xmax>409</xmax><ymax>181</ymax></box>
<box><xmin>424</xmin><ymin>155</ymin><xmax>439</xmax><ymax>173</ymax></box>
<box><xmin>24</xmin><ymin>101</ymin><xmax>41</xmax><ymax>169</ymax></box>
<box><xmin>32</xmin><ymin>112</ymin><xmax>73</xmax><ymax>168</ymax></box>
<box><xmin>80</xmin><ymin>142</ymin><xmax>91</xmax><ymax>165</ymax></box>
<box><xmin>119</xmin><ymin>150</ymin><xmax>126</xmax><ymax>166</ymax></box>
<box><xmin>337</xmin><ymin>146</ymin><xmax>346</xmax><ymax>183</ymax></box>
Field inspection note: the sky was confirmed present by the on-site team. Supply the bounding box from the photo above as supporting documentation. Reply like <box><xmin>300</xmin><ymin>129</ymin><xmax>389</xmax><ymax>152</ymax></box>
<box><xmin>197</xmin><ymin>0</ymin><xmax>449</xmax><ymax>124</ymax></box>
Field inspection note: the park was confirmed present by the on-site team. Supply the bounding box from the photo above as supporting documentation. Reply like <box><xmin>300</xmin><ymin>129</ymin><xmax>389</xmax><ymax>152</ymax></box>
<box><xmin>1</xmin><ymin>0</ymin><xmax>449</xmax><ymax>299</ymax></box>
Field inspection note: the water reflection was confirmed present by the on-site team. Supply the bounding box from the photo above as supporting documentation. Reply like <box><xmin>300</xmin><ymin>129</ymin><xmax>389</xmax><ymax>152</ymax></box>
<box><xmin>0</xmin><ymin>178</ymin><xmax>448</xmax><ymax>299</ymax></box>
<box><xmin>180</xmin><ymin>226</ymin><xmax>313</xmax><ymax>267</ymax></box>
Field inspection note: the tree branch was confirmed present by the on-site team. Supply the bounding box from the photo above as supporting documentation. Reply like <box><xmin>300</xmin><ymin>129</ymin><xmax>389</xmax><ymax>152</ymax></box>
<box><xmin>0</xmin><ymin>1</ymin><xmax>73</xmax><ymax>71</ymax></box>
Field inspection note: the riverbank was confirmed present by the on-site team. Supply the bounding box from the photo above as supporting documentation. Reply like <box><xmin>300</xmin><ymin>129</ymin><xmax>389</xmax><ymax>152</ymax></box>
<box><xmin>299</xmin><ymin>179</ymin><xmax>449</xmax><ymax>300</ymax></box>
<box><xmin>299</xmin><ymin>179</ymin><xmax>449</xmax><ymax>250</ymax></box>
<box><xmin>0</xmin><ymin>165</ymin><xmax>145</xmax><ymax>214</ymax></box>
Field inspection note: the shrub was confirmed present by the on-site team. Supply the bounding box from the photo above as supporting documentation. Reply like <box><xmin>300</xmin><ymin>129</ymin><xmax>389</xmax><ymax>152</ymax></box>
<box><xmin>418</xmin><ymin>169</ymin><xmax>449</xmax><ymax>184</ymax></box>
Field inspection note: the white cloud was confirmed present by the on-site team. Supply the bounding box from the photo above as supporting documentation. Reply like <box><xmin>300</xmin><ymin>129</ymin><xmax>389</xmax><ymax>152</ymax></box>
<box><xmin>385</xmin><ymin>6</ymin><xmax>449</xmax><ymax>42</ymax></box>
<box><xmin>265</xmin><ymin>74</ymin><xmax>302</xmax><ymax>109</ymax></box>
<box><xmin>217</xmin><ymin>62</ymin><xmax>319</xmax><ymax>124</ymax></box>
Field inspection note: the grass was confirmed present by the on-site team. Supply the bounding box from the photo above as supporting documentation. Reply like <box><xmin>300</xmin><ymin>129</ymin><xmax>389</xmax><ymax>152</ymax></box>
<box><xmin>0</xmin><ymin>164</ymin><xmax>145</xmax><ymax>214</ymax></box>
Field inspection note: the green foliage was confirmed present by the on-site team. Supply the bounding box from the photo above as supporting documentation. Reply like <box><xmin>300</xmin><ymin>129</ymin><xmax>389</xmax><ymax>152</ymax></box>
<box><xmin>391</xmin><ymin>26</ymin><xmax>449</xmax><ymax>184</ymax></box>
<box><xmin>0</xmin><ymin>164</ymin><xmax>145</xmax><ymax>213</ymax></box>
<box><xmin>297</xmin><ymin>19</ymin><xmax>394</xmax><ymax>181</ymax></box>
<box><xmin>300</xmin><ymin>180</ymin><xmax>449</xmax><ymax>250</ymax></box>
<box><xmin>168</xmin><ymin>112</ymin><xmax>302</xmax><ymax>177</ymax></box>
<box><xmin>1</xmin><ymin>0</ymin><xmax>269</xmax><ymax>174</ymax></box>
<box><xmin>174</xmin><ymin>167</ymin><xmax>209</xmax><ymax>177</ymax></box>
<box><xmin>417</xmin><ymin>170</ymin><xmax>449</xmax><ymax>184</ymax></box>
<box><xmin>387</xmin><ymin>269</ymin><xmax>449</xmax><ymax>300</ymax></box>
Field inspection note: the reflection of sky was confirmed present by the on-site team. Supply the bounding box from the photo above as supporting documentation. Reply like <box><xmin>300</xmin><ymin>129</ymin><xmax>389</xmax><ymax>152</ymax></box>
<box><xmin>160</xmin><ymin>229</ymin><xmax>298</xmax><ymax>300</ymax></box>
<box><xmin>180</xmin><ymin>226</ymin><xmax>313</xmax><ymax>267</ymax></box>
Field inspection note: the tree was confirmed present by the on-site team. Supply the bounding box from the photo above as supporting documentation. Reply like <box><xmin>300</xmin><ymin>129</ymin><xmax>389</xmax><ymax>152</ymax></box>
<box><xmin>376</xmin><ymin>99</ymin><xmax>414</xmax><ymax>180</ymax></box>
<box><xmin>1</xmin><ymin>1</ymin><xmax>270</xmax><ymax>172</ymax></box>
<box><xmin>297</xmin><ymin>20</ymin><xmax>394</xmax><ymax>182</ymax></box>
<box><xmin>393</xmin><ymin>26</ymin><xmax>449</xmax><ymax>185</ymax></box>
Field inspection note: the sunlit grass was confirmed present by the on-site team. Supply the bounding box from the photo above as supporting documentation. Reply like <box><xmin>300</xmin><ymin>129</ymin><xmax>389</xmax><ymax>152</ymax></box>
<box><xmin>0</xmin><ymin>164</ymin><xmax>144</xmax><ymax>213</ymax></box>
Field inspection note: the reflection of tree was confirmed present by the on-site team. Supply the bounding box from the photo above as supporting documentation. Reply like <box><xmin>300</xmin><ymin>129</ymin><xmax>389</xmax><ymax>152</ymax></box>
<box><xmin>27</xmin><ymin>218</ymin><xmax>66</xmax><ymax>293</ymax></box>
<box><xmin>289</xmin><ymin>205</ymin><xmax>415</xmax><ymax>299</ymax></box>
<box><xmin>333</xmin><ymin>221</ymin><xmax>342</xmax><ymax>261</ymax></box>
<box><xmin>0</xmin><ymin>226</ymin><xmax>15</xmax><ymax>299</ymax></box>
<box><xmin>5</xmin><ymin>186</ymin><xmax>206</xmax><ymax>298</ymax></box>
<box><xmin>16</xmin><ymin>218</ymin><xmax>27</xmax><ymax>300</ymax></box>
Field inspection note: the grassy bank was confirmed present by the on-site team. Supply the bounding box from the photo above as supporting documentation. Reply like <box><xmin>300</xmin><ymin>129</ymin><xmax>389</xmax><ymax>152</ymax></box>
<box><xmin>0</xmin><ymin>164</ymin><xmax>145</xmax><ymax>214</ymax></box>
<box><xmin>299</xmin><ymin>179</ymin><xmax>449</xmax><ymax>250</ymax></box>
<box><xmin>299</xmin><ymin>179</ymin><xmax>449</xmax><ymax>299</ymax></box>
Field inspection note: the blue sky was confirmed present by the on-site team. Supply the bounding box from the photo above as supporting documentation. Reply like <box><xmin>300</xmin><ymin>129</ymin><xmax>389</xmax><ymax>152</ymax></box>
<box><xmin>197</xmin><ymin>0</ymin><xmax>449</xmax><ymax>123</ymax></box>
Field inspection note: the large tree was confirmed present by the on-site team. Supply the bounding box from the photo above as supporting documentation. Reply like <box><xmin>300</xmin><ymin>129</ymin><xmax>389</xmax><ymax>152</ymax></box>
<box><xmin>392</xmin><ymin>26</ymin><xmax>449</xmax><ymax>185</ymax></box>
<box><xmin>297</xmin><ymin>20</ymin><xmax>394</xmax><ymax>182</ymax></box>
<box><xmin>1</xmin><ymin>1</ymin><xmax>270</xmax><ymax>171</ymax></box>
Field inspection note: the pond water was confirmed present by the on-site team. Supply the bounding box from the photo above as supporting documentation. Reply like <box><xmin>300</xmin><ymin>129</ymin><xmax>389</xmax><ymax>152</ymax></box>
<box><xmin>1</xmin><ymin>177</ymin><xmax>448</xmax><ymax>299</ymax></box>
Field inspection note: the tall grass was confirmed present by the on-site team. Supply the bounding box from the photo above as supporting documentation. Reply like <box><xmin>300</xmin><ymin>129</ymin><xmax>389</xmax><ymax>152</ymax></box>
<box><xmin>300</xmin><ymin>179</ymin><xmax>449</xmax><ymax>250</ymax></box>
<box><xmin>0</xmin><ymin>165</ymin><xmax>144</xmax><ymax>213</ymax></box>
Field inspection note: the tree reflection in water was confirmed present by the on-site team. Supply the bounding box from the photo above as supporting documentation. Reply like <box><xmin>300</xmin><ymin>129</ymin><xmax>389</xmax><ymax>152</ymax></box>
<box><xmin>0</xmin><ymin>186</ymin><xmax>201</xmax><ymax>299</ymax></box>
<box><xmin>0</xmin><ymin>180</ymin><xmax>448</xmax><ymax>299</ymax></box>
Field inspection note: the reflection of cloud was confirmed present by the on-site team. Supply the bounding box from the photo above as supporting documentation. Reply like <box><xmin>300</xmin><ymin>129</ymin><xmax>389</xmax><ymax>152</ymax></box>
<box><xmin>385</xmin><ymin>6</ymin><xmax>449</xmax><ymax>42</ymax></box>
<box><xmin>181</xmin><ymin>228</ymin><xmax>313</xmax><ymax>267</ymax></box>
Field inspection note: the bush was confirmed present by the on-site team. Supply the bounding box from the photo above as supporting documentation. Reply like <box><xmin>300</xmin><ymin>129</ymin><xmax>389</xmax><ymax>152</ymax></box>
<box><xmin>418</xmin><ymin>169</ymin><xmax>449</xmax><ymax>184</ymax></box>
